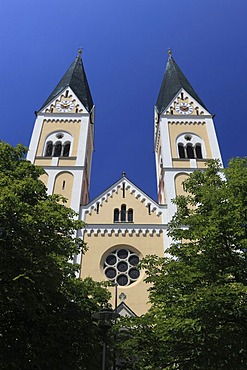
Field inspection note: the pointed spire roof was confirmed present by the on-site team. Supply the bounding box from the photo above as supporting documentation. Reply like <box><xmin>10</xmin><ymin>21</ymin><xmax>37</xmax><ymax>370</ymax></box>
<box><xmin>39</xmin><ymin>51</ymin><xmax>94</xmax><ymax>112</ymax></box>
<box><xmin>156</xmin><ymin>53</ymin><xmax>207</xmax><ymax>114</ymax></box>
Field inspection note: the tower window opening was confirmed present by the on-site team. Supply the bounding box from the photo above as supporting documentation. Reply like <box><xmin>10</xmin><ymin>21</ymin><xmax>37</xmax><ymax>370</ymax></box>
<box><xmin>195</xmin><ymin>144</ymin><xmax>202</xmax><ymax>159</ymax></box>
<box><xmin>186</xmin><ymin>144</ymin><xmax>195</xmax><ymax>159</ymax></box>
<box><xmin>121</xmin><ymin>204</ymin><xmax>126</xmax><ymax>222</ymax></box>
<box><xmin>62</xmin><ymin>180</ymin><xmax>66</xmax><ymax>190</ymax></box>
<box><xmin>43</xmin><ymin>132</ymin><xmax>72</xmax><ymax>158</ymax></box>
<box><xmin>96</xmin><ymin>203</ymin><xmax>100</xmax><ymax>214</ymax></box>
<box><xmin>45</xmin><ymin>141</ymin><xmax>53</xmax><ymax>157</ymax></box>
<box><xmin>178</xmin><ymin>143</ymin><xmax>186</xmax><ymax>158</ymax></box>
<box><xmin>148</xmin><ymin>204</ymin><xmax>151</xmax><ymax>215</ymax></box>
<box><xmin>62</xmin><ymin>142</ymin><xmax>70</xmax><ymax>157</ymax></box>
<box><xmin>54</xmin><ymin>141</ymin><xmax>62</xmax><ymax>157</ymax></box>
<box><xmin>178</xmin><ymin>142</ymin><xmax>203</xmax><ymax>159</ymax></box>
<box><xmin>122</xmin><ymin>182</ymin><xmax>125</xmax><ymax>198</ymax></box>
<box><xmin>65</xmin><ymin>90</ymin><xmax>69</xmax><ymax>98</ymax></box>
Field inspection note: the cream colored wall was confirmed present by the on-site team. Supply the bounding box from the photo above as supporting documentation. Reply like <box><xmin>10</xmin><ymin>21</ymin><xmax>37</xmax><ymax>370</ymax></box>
<box><xmin>81</xmin><ymin>233</ymin><xmax>164</xmax><ymax>316</ymax></box>
<box><xmin>175</xmin><ymin>173</ymin><xmax>189</xmax><ymax>196</ymax></box>
<box><xmin>34</xmin><ymin>158</ymin><xmax>77</xmax><ymax>167</ymax></box>
<box><xmin>172</xmin><ymin>159</ymin><xmax>209</xmax><ymax>169</ymax></box>
<box><xmin>34</xmin><ymin>158</ymin><xmax>52</xmax><ymax>167</ymax></box>
<box><xmin>53</xmin><ymin>171</ymin><xmax>74</xmax><ymax>207</ymax></box>
<box><xmin>36</xmin><ymin>119</ymin><xmax>81</xmax><ymax>157</ymax></box>
<box><xmin>58</xmin><ymin>158</ymin><xmax>77</xmax><ymax>166</ymax></box>
<box><xmin>168</xmin><ymin>123</ymin><xmax>212</xmax><ymax>159</ymax></box>
<box><xmin>85</xmin><ymin>188</ymin><xmax>162</xmax><ymax>225</ymax></box>
<box><xmin>39</xmin><ymin>173</ymin><xmax>49</xmax><ymax>187</ymax></box>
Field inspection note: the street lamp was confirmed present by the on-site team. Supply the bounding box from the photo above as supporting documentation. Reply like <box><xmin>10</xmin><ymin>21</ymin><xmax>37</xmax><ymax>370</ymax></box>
<box><xmin>92</xmin><ymin>308</ymin><xmax>120</xmax><ymax>370</ymax></box>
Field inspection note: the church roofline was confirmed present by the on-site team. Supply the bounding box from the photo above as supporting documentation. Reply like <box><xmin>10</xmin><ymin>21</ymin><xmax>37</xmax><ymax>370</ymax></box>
<box><xmin>156</xmin><ymin>55</ymin><xmax>208</xmax><ymax>114</ymax></box>
<box><xmin>38</xmin><ymin>52</ymin><xmax>94</xmax><ymax>113</ymax></box>
<box><xmin>81</xmin><ymin>176</ymin><xmax>165</xmax><ymax>217</ymax></box>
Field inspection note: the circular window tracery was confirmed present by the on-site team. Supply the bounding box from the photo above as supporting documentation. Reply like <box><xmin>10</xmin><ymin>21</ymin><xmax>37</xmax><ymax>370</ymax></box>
<box><xmin>104</xmin><ymin>249</ymin><xmax>140</xmax><ymax>286</ymax></box>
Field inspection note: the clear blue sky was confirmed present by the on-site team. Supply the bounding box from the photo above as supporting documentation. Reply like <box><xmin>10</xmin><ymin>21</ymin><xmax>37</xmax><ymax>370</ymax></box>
<box><xmin>0</xmin><ymin>0</ymin><xmax>246</xmax><ymax>200</ymax></box>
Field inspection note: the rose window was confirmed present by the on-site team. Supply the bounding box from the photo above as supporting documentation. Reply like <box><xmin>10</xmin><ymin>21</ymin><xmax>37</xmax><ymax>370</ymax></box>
<box><xmin>103</xmin><ymin>248</ymin><xmax>140</xmax><ymax>286</ymax></box>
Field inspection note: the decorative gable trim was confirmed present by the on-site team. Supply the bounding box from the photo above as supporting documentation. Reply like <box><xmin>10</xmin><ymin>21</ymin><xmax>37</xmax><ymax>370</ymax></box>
<box><xmin>81</xmin><ymin>178</ymin><xmax>165</xmax><ymax>217</ymax></box>
<box><xmin>162</xmin><ymin>88</ymin><xmax>211</xmax><ymax>117</ymax></box>
<box><xmin>39</xmin><ymin>87</ymin><xmax>88</xmax><ymax>114</ymax></box>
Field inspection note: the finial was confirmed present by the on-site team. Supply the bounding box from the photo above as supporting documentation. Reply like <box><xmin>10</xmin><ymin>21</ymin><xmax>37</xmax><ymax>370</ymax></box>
<box><xmin>122</xmin><ymin>171</ymin><xmax>126</xmax><ymax>177</ymax></box>
<box><xmin>119</xmin><ymin>292</ymin><xmax>127</xmax><ymax>302</ymax></box>
<box><xmin>168</xmin><ymin>48</ymin><xmax>172</xmax><ymax>57</ymax></box>
<box><xmin>78</xmin><ymin>48</ymin><xmax>83</xmax><ymax>56</ymax></box>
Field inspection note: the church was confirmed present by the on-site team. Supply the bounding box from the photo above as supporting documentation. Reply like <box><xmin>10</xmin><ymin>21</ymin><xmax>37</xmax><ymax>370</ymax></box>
<box><xmin>27</xmin><ymin>50</ymin><xmax>222</xmax><ymax>316</ymax></box>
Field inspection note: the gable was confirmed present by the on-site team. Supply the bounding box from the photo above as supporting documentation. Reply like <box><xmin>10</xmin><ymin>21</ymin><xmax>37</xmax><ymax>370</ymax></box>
<box><xmin>39</xmin><ymin>87</ymin><xmax>89</xmax><ymax>114</ymax></box>
<box><xmin>161</xmin><ymin>88</ymin><xmax>211</xmax><ymax>116</ymax></box>
<box><xmin>81</xmin><ymin>178</ymin><xmax>164</xmax><ymax>225</ymax></box>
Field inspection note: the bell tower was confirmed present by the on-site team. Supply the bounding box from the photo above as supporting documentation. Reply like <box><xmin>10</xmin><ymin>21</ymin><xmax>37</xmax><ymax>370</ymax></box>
<box><xmin>154</xmin><ymin>51</ymin><xmax>222</xmax><ymax>220</ymax></box>
<box><xmin>27</xmin><ymin>51</ymin><xmax>95</xmax><ymax>213</ymax></box>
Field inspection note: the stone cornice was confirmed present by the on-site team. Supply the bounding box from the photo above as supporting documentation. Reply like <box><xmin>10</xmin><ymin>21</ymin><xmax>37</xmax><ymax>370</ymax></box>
<box><xmin>83</xmin><ymin>223</ymin><xmax>167</xmax><ymax>236</ymax></box>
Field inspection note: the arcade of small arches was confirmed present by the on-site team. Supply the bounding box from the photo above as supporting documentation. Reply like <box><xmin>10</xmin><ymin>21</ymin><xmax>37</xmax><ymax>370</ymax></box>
<box><xmin>44</xmin><ymin>131</ymin><xmax>72</xmax><ymax>157</ymax></box>
<box><xmin>177</xmin><ymin>133</ymin><xmax>204</xmax><ymax>159</ymax></box>
<box><xmin>114</xmin><ymin>204</ymin><xmax>133</xmax><ymax>223</ymax></box>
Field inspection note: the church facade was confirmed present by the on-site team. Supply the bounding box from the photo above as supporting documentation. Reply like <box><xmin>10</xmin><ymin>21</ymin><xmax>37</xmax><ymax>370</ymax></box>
<box><xmin>27</xmin><ymin>51</ymin><xmax>222</xmax><ymax>316</ymax></box>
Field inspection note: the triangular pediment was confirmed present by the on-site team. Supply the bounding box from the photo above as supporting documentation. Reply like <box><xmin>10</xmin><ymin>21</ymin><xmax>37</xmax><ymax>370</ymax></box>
<box><xmin>81</xmin><ymin>176</ymin><xmax>165</xmax><ymax>225</ymax></box>
<box><xmin>39</xmin><ymin>87</ymin><xmax>90</xmax><ymax>114</ymax></box>
<box><xmin>117</xmin><ymin>302</ymin><xmax>137</xmax><ymax>317</ymax></box>
<box><xmin>161</xmin><ymin>88</ymin><xmax>211</xmax><ymax>116</ymax></box>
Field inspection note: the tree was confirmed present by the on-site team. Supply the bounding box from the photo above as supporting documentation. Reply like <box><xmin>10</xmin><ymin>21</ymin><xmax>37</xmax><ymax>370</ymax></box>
<box><xmin>117</xmin><ymin>158</ymin><xmax>247</xmax><ymax>370</ymax></box>
<box><xmin>0</xmin><ymin>142</ymin><xmax>110</xmax><ymax>369</ymax></box>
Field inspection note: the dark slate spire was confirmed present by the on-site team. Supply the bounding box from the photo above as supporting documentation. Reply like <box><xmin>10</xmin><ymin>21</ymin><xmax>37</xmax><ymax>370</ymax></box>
<box><xmin>39</xmin><ymin>51</ymin><xmax>94</xmax><ymax>112</ymax></box>
<box><xmin>156</xmin><ymin>52</ymin><xmax>207</xmax><ymax>114</ymax></box>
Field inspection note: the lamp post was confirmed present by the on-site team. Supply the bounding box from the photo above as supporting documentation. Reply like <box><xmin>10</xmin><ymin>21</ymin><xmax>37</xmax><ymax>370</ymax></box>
<box><xmin>92</xmin><ymin>308</ymin><xmax>120</xmax><ymax>370</ymax></box>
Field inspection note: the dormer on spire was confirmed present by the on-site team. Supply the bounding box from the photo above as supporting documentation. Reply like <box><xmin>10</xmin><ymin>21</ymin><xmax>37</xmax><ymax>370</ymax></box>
<box><xmin>38</xmin><ymin>52</ymin><xmax>93</xmax><ymax>113</ymax></box>
<box><xmin>156</xmin><ymin>54</ymin><xmax>207</xmax><ymax>114</ymax></box>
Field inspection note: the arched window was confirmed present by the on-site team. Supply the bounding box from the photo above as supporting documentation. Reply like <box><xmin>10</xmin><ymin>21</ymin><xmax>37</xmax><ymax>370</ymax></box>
<box><xmin>114</xmin><ymin>205</ymin><xmax>134</xmax><ymax>223</ymax></box>
<box><xmin>54</xmin><ymin>141</ymin><xmax>62</xmax><ymax>157</ymax></box>
<box><xmin>195</xmin><ymin>144</ymin><xmax>202</xmax><ymax>159</ymax></box>
<box><xmin>178</xmin><ymin>143</ymin><xmax>186</xmax><ymax>158</ymax></box>
<box><xmin>128</xmin><ymin>209</ymin><xmax>133</xmax><ymax>222</ymax></box>
<box><xmin>114</xmin><ymin>208</ymin><xmax>119</xmax><ymax>222</ymax></box>
<box><xmin>45</xmin><ymin>141</ymin><xmax>53</xmax><ymax>157</ymax></box>
<box><xmin>62</xmin><ymin>142</ymin><xmax>70</xmax><ymax>157</ymax></box>
<box><xmin>186</xmin><ymin>144</ymin><xmax>194</xmax><ymax>159</ymax></box>
<box><xmin>176</xmin><ymin>133</ymin><xmax>205</xmax><ymax>160</ymax></box>
<box><xmin>43</xmin><ymin>132</ymin><xmax>73</xmax><ymax>158</ymax></box>
<box><xmin>121</xmin><ymin>204</ymin><xmax>126</xmax><ymax>222</ymax></box>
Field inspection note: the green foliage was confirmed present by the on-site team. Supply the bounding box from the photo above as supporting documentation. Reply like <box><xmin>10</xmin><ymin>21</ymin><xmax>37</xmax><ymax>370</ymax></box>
<box><xmin>0</xmin><ymin>142</ymin><xmax>110</xmax><ymax>369</ymax></box>
<box><xmin>117</xmin><ymin>158</ymin><xmax>247</xmax><ymax>369</ymax></box>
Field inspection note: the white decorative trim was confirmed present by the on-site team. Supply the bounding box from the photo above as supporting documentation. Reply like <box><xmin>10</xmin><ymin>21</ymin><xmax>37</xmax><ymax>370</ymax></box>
<box><xmin>82</xmin><ymin>179</ymin><xmax>164</xmax><ymax>217</ymax></box>
<box><xmin>205</xmin><ymin>118</ymin><xmax>223</xmax><ymax>165</ymax></box>
<box><xmin>27</xmin><ymin>115</ymin><xmax>44</xmax><ymax>163</ymax></box>
<box><xmin>84</xmin><ymin>225</ymin><xmax>166</xmax><ymax>237</ymax></box>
